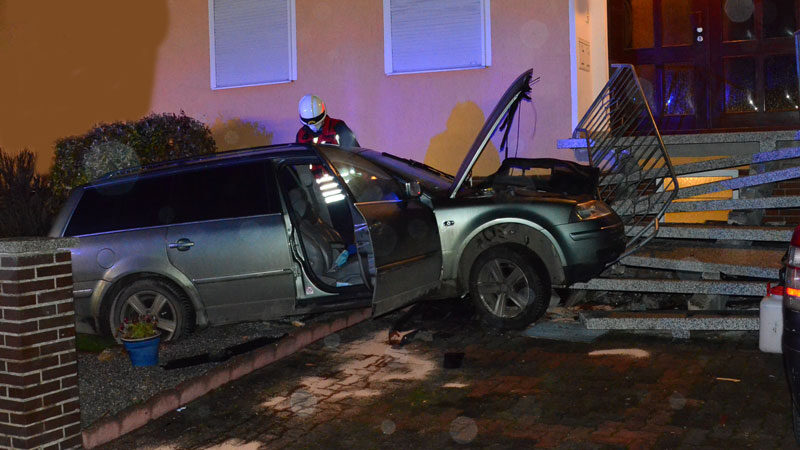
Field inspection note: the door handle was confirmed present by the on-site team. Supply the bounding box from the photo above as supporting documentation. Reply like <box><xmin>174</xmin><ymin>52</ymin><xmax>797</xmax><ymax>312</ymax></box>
<box><xmin>168</xmin><ymin>238</ymin><xmax>194</xmax><ymax>251</ymax></box>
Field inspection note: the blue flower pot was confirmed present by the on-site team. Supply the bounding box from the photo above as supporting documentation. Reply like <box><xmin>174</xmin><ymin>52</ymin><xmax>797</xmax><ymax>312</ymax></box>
<box><xmin>122</xmin><ymin>334</ymin><xmax>161</xmax><ymax>367</ymax></box>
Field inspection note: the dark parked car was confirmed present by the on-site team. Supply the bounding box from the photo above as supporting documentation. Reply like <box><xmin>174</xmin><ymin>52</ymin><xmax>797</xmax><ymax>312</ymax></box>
<box><xmin>781</xmin><ymin>225</ymin><xmax>800</xmax><ymax>443</ymax></box>
<box><xmin>50</xmin><ymin>69</ymin><xmax>625</xmax><ymax>340</ymax></box>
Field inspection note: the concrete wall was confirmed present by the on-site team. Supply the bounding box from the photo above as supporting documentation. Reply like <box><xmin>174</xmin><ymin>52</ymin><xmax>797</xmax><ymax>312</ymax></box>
<box><xmin>0</xmin><ymin>0</ymin><xmax>576</xmax><ymax>175</ymax></box>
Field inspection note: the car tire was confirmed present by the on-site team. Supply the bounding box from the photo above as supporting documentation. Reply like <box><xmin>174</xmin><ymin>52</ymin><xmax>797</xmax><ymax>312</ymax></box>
<box><xmin>468</xmin><ymin>246</ymin><xmax>549</xmax><ymax>330</ymax></box>
<box><xmin>102</xmin><ymin>279</ymin><xmax>193</xmax><ymax>342</ymax></box>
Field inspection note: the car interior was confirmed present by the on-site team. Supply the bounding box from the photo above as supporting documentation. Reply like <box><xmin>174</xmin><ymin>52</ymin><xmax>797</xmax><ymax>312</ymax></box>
<box><xmin>278</xmin><ymin>162</ymin><xmax>375</xmax><ymax>291</ymax></box>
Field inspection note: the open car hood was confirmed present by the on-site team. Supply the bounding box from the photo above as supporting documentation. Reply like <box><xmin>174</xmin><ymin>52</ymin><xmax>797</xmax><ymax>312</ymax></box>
<box><xmin>447</xmin><ymin>69</ymin><xmax>534</xmax><ymax>198</ymax></box>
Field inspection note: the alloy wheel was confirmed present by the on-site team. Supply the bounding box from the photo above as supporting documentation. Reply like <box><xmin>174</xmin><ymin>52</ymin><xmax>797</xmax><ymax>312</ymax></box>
<box><xmin>475</xmin><ymin>257</ymin><xmax>533</xmax><ymax>319</ymax></box>
<box><xmin>118</xmin><ymin>289</ymin><xmax>179</xmax><ymax>340</ymax></box>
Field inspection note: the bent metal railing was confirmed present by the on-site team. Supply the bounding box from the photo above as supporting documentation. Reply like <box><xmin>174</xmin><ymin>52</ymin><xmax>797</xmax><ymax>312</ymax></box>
<box><xmin>572</xmin><ymin>64</ymin><xmax>679</xmax><ymax>260</ymax></box>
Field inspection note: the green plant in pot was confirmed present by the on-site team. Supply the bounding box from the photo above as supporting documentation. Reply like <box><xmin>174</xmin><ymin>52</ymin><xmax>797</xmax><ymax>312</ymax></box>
<box><xmin>117</xmin><ymin>314</ymin><xmax>161</xmax><ymax>367</ymax></box>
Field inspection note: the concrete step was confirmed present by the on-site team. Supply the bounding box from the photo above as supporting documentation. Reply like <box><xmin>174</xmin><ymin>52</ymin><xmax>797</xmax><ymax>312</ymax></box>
<box><xmin>579</xmin><ymin>310</ymin><xmax>758</xmax><ymax>331</ymax></box>
<box><xmin>558</xmin><ymin>145</ymin><xmax>800</xmax><ymax>185</ymax></box>
<box><xmin>627</xmin><ymin>223</ymin><xmax>794</xmax><ymax>242</ymax></box>
<box><xmin>570</xmin><ymin>278</ymin><xmax>768</xmax><ymax>296</ymax></box>
<box><xmin>620</xmin><ymin>244</ymin><xmax>783</xmax><ymax>278</ymax></box>
<box><xmin>614</xmin><ymin>166</ymin><xmax>800</xmax><ymax>213</ymax></box>
<box><xmin>676</xmin><ymin>166</ymin><xmax>800</xmax><ymax>199</ymax></box>
<box><xmin>673</xmin><ymin>146</ymin><xmax>800</xmax><ymax>174</ymax></box>
<box><xmin>659</xmin><ymin>195</ymin><xmax>800</xmax><ymax>214</ymax></box>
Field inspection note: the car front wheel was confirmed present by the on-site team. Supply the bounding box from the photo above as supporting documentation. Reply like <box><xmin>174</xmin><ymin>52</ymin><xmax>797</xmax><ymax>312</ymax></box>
<box><xmin>104</xmin><ymin>279</ymin><xmax>193</xmax><ymax>342</ymax></box>
<box><xmin>468</xmin><ymin>246</ymin><xmax>549</xmax><ymax>330</ymax></box>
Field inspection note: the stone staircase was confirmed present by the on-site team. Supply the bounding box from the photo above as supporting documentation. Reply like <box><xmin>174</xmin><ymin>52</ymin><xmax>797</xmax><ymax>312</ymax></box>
<box><xmin>565</xmin><ymin>146</ymin><xmax>800</xmax><ymax>301</ymax></box>
<box><xmin>552</xmin><ymin>65</ymin><xmax>800</xmax><ymax>330</ymax></box>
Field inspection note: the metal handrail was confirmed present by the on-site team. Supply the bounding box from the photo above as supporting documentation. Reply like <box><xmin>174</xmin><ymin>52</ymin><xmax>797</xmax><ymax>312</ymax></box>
<box><xmin>572</xmin><ymin>64</ymin><xmax>679</xmax><ymax>260</ymax></box>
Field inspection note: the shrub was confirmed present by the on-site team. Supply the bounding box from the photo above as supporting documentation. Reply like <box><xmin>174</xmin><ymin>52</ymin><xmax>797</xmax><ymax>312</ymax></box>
<box><xmin>0</xmin><ymin>149</ymin><xmax>61</xmax><ymax>237</ymax></box>
<box><xmin>51</xmin><ymin>111</ymin><xmax>216</xmax><ymax>196</ymax></box>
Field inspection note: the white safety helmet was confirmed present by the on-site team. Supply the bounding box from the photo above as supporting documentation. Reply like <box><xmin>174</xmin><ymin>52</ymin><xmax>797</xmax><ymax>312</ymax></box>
<box><xmin>298</xmin><ymin>94</ymin><xmax>327</xmax><ymax>133</ymax></box>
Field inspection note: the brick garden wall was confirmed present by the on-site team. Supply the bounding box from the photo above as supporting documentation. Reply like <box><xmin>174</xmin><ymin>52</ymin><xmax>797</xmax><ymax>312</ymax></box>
<box><xmin>763</xmin><ymin>181</ymin><xmax>800</xmax><ymax>226</ymax></box>
<box><xmin>0</xmin><ymin>238</ymin><xmax>80</xmax><ymax>450</ymax></box>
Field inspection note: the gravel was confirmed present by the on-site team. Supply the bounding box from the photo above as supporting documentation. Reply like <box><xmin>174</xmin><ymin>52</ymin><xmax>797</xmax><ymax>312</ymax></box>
<box><xmin>77</xmin><ymin>315</ymin><xmax>331</xmax><ymax>428</ymax></box>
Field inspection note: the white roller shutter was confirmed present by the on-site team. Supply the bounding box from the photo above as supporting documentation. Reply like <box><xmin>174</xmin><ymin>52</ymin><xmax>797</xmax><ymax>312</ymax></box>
<box><xmin>384</xmin><ymin>0</ymin><xmax>491</xmax><ymax>75</ymax></box>
<box><xmin>209</xmin><ymin>0</ymin><xmax>297</xmax><ymax>89</ymax></box>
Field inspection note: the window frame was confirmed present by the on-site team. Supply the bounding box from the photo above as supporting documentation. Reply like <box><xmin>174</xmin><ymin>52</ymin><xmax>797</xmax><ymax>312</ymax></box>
<box><xmin>382</xmin><ymin>0</ymin><xmax>492</xmax><ymax>76</ymax></box>
<box><xmin>208</xmin><ymin>0</ymin><xmax>298</xmax><ymax>90</ymax></box>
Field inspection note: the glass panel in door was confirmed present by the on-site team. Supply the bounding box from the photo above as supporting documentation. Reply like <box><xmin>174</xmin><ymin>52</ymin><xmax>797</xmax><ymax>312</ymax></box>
<box><xmin>724</xmin><ymin>57</ymin><xmax>758</xmax><ymax>112</ymax></box>
<box><xmin>765</xmin><ymin>53</ymin><xmax>800</xmax><ymax>111</ymax></box>
<box><xmin>763</xmin><ymin>0</ymin><xmax>797</xmax><ymax>38</ymax></box>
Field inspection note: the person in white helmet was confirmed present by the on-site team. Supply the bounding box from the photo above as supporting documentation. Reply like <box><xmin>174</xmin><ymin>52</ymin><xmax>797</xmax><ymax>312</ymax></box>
<box><xmin>295</xmin><ymin>94</ymin><xmax>360</xmax><ymax>148</ymax></box>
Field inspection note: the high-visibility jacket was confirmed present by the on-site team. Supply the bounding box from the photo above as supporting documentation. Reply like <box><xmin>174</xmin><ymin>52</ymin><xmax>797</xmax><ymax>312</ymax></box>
<box><xmin>296</xmin><ymin>117</ymin><xmax>359</xmax><ymax>148</ymax></box>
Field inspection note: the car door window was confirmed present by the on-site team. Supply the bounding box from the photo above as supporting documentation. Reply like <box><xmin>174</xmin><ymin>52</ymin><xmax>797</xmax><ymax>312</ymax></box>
<box><xmin>168</xmin><ymin>161</ymin><xmax>278</xmax><ymax>224</ymax></box>
<box><xmin>319</xmin><ymin>147</ymin><xmax>403</xmax><ymax>203</ymax></box>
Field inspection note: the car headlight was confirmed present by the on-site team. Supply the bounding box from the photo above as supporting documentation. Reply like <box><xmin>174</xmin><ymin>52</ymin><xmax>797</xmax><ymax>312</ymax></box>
<box><xmin>575</xmin><ymin>200</ymin><xmax>613</xmax><ymax>221</ymax></box>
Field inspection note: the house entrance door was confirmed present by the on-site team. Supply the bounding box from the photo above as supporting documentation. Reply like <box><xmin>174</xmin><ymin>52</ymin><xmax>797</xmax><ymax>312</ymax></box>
<box><xmin>609</xmin><ymin>0</ymin><xmax>800</xmax><ymax>132</ymax></box>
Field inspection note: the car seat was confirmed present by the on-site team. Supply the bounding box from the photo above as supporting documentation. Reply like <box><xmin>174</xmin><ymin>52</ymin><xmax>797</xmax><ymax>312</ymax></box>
<box><xmin>284</xmin><ymin>166</ymin><xmax>363</xmax><ymax>285</ymax></box>
<box><xmin>287</xmin><ymin>187</ymin><xmax>343</xmax><ymax>277</ymax></box>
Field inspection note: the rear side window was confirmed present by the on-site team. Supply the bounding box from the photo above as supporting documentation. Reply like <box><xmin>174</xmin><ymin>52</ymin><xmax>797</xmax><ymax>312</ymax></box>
<box><xmin>169</xmin><ymin>162</ymin><xmax>278</xmax><ymax>223</ymax></box>
<box><xmin>65</xmin><ymin>176</ymin><xmax>171</xmax><ymax>236</ymax></box>
<box><xmin>65</xmin><ymin>161</ymin><xmax>279</xmax><ymax>236</ymax></box>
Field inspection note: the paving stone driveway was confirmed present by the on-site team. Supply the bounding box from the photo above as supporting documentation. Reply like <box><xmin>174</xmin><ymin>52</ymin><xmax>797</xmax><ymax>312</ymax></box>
<box><xmin>100</xmin><ymin>303</ymin><xmax>797</xmax><ymax>449</ymax></box>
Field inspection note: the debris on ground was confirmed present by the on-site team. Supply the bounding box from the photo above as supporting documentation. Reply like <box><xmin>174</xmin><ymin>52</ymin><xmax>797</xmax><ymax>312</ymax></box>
<box><xmin>291</xmin><ymin>320</ymin><xmax>305</xmax><ymax>327</ymax></box>
<box><xmin>545</xmin><ymin>306</ymin><xmax>578</xmax><ymax>322</ymax></box>
<box><xmin>443</xmin><ymin>352</ymin><xmax>465</xmax><ymax>369</ymax></box>
<box><xmin>415</xmin><ymin>330</ymin><xmax>435</xmax><ymax>342</ymax></box>
<box><xmin>97</xmin><ymin>348</ymin><xmax>116</xmax><ymax>362</ymax></box>
<box><xmin>588</xmin><ymin>305</ymin><xmax>614</xmax><ymax>311</ymax></box>
<box><xmin>388</xmin><ymin>329</ymin><xmax>418</xmax><ymax>347</ymax></box>
<box><xmin>588</xmin><ymin>348</ymin><xmax>650</xmax><ymax>358</ymax></box>
<box><xmin>162</xmin><ymin>334</ymin><xmax>286</xmax><ymax>370</ymax></box>
<box><xmin>715</xmin><ymin>377</ymin><xmax>741</xmax><ymax>383</ymax></box>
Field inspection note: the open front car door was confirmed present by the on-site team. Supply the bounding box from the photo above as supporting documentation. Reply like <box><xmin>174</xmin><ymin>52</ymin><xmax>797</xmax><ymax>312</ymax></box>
<box><xmin>317</xmin><ymin>145</ymin><xmax>442</xmax><ymax>317</ymax></box>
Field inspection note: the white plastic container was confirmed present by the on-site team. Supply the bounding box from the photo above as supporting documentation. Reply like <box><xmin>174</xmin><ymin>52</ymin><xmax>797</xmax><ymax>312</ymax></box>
<box><xmin>760</xmin><ymin>284</ymin><xmax>784</xmax><ymax>354</ymax></box>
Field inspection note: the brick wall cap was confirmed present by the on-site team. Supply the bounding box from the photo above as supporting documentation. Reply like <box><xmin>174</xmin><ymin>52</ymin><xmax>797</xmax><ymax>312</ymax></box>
<box><xmin>0</xmin><ymin>238</ymin><xmax>78</xmax><ymax>254</ymax></box>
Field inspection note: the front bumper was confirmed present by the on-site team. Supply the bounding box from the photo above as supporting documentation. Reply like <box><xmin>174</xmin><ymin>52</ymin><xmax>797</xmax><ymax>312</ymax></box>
<box><xmin>557</xmin><ymin>215</ymin><xmax>626</xmax><ymax>283</ymax></box>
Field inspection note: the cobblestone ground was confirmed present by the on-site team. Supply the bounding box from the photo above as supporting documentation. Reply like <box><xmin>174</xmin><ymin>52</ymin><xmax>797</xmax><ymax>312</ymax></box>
<box><xmin>101</xmin><ymin>302</ymin><xmax>797</xmax><ymax>449</ymax></box>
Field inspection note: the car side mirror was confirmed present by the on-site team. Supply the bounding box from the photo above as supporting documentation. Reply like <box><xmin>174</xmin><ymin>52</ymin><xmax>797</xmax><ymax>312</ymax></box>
<box><xmin>404</xmin><ymin>180</ymin><xmax>422</xmax><ymax>198</ymax></box>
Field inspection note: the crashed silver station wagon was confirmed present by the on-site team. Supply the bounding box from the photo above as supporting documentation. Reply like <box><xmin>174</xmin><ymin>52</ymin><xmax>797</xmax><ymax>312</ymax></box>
<box><xmin>50</xmin><ymin>69</ymin><xmax>625</xmax><ymax>340</ymax></box>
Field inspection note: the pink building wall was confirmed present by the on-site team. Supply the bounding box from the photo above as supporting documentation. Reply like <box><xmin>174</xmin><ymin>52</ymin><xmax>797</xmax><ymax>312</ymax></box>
<box><xmin>0</xmin><ymin>0</ymin><xmax>574</xmax><ymax>174</ymax></box>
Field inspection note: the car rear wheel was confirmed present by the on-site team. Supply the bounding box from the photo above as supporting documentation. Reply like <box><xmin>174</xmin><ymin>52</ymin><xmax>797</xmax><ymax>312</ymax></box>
<box><xmin>468</xmin><ymin>246</ymin><xmax>549</xmax><ymax>330</ymax></box>
<box><xmin>105</xmin><ymin>279</ymin><xmax>193</xmax><ymax>342</ymax></box>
